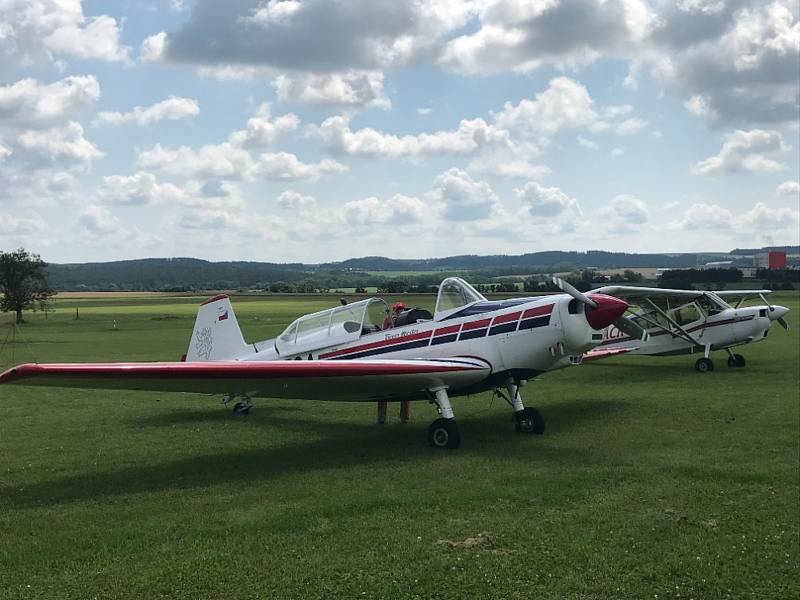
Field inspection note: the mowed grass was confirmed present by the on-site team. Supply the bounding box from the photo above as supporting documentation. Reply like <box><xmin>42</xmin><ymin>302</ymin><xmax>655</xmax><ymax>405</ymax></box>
<box><xmin>0</xmin><ymin>293</ymin><xmax>798</xmax><ymax>599</ymax></box>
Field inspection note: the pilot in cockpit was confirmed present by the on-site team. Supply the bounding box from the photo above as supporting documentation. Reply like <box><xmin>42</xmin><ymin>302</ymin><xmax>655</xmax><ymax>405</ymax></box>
<box><xmin>382</xmin><ymin>301</ymin><xmax>406</xmax><ymax>330</ymax></box>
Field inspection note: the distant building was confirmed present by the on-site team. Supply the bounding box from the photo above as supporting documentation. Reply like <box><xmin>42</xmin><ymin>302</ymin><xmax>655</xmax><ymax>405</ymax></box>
<box><xmin>700</xmin><ymin>260</ymin><xmax>734</xmax><ymax>269</ymax></box>
<box><xmin>768</xmin><ymin>251</ymin><xmax>787</xmax><ymax>269</ymax></box>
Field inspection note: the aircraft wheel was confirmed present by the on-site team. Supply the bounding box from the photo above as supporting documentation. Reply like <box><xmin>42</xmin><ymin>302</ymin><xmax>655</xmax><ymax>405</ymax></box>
<box><xmin>427</xmin><ymin>418</ymin><xmax>460</xmax><ymax>449</ymax></box>
<box><xmin>727</xmin><ymin>354</ymin><xmax>746</xmax><ymax>368</ymax></box>
<box><xmin>514</xmin><ymin>407</ymin><xmax>546</xmax><ymax>435</ymax></box>
<box><xmin>233</xmin><ymin>401</ymin><xmax>251</xmax><ymax>415</ymax></box>
<box><xmin>695</xmin><ymin>358</ymin><xmax>714</xmax><ymax>373</ymax></box>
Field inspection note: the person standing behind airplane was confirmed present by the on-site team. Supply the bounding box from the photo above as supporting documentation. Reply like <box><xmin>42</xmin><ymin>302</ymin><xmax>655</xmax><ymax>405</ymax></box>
<box><xmin>377</xmin><ymin>302</ymin><xmax>411</xmax><ymax>424</ymax></box>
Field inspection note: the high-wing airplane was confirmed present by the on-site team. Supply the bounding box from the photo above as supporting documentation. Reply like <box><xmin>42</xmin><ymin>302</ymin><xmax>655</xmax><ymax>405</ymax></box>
<box><xmin>0</xmin><ymin>278</ymin><xmax>628</xmax><ymax>449</ymax></box>
<box><xmin>579</xmin><ymin>286</ymin><xmax>790</xmax><ymax>372</ymax></box>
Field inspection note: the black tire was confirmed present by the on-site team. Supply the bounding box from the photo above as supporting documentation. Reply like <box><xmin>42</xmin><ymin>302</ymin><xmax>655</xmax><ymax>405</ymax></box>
<box><xmin>695</xmin><ymin>357</ymin><xmax>714</xmax><ymax>373</ymax></box>
<box><xmin>233</xmin><ymin>402</ymin><xmax>251</xmax><ymax>415</ymax></box>
<box><xmin>514</xmin><ymin>407</ymin><xmax>546</xmax><ymax>435</ymax></box>
<box><xmin>733</xmin><ymin>354</ymin><xmax>746</xmax><ymax>368</ymax></box>
<box><xmin>427</xmin><ymin>418</ymin><xmax>460</xmax><ymax>449</ymax></box>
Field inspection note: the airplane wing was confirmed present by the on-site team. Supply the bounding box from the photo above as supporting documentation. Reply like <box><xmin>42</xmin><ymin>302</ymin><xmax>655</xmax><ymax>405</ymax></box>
<box><xmin>0</xmin><ymin>359</ymin><xmax>490</xmax><ymax>402</ymax></box>
<box><xmin>592</xmin><ymin>285</ymin><xmax>708</xmax><ymax>305</ymax></box>
<box><xmin>582</xmin><ymin>347</ymin><xmax>637</xmax><ymax>363</ymax></box>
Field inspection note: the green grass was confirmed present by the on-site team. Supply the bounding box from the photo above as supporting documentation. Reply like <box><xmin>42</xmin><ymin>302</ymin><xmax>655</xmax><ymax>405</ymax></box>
<box><xmin>1</xmin><ymin>294</ymin><xmax>798</xmax><ymax>599</ymax></box>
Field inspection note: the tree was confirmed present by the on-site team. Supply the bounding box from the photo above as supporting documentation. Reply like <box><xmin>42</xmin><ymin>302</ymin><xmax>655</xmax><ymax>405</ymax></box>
<box><xmin>0</xmin><ymin>248</ymin><xmax>55</xmax><ymax>323</ymax></box>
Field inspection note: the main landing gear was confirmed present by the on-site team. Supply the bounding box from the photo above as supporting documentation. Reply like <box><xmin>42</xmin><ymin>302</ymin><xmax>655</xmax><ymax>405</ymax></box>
<box><xmin>503</xmin><ymin>378</ymin><xmax>545</xmax><ymax>435</ymax></box>
<box><xmin>694</xmin><ymin>348</ymin><xmax>746</xmax><ymax>372</ymax></box>
<box><xmin>223</xmin><ymin>394</ymin><xmax>253</xmax><ymax>415</ymax></box>
<box><xmin>428</xmin><ymin>388</ymin><xmax>460</xmax><ymax>449</ymax></box>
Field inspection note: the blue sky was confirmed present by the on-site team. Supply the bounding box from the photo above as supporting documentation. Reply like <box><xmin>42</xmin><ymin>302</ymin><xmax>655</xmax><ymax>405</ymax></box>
<box><xmin>0</xmin><ymin>0</ymin><xmax>798</xmax><ymax>263</ymax></box>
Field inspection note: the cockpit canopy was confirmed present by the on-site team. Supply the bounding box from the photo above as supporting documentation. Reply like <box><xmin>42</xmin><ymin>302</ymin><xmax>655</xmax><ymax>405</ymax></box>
<box><xmin>276</xmin><ymin>297</ymin><xmax>388</xmax><ymax>356</ymax></box>
<box><xmin>434</xmin><ymin>277</ymin><xmax>487</xmax><ymax>321</ymax></box>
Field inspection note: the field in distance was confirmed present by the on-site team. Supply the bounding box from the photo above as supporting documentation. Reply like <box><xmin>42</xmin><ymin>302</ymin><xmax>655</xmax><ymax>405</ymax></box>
<box><xmin>0</xmin><ymin>292</ymin><xmax>798</xmax><ymax>599</ymax></box>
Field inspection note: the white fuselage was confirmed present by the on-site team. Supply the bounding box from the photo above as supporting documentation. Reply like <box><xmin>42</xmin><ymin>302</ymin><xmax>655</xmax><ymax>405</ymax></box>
<box><xmin>240</xmin><ymin>295</ymin><xmax>601</xmax><ymax>394</ymax></box>
<box><xmin>597</xmin><ymin>305</ymin><xmax>775</xmax><ymax>357</ymax></box>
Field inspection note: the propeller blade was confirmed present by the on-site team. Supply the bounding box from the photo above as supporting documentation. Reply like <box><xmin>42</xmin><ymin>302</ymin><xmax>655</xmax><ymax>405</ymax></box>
<box><xmin>551</xmin><ymin>277</ymin><xmax>598</xmax><ymax>309</ymax></box>
<box><xmin>777</xmin><ymin>317</ymin><xmax>790</xmax><ymax>331</ymax></box>
<box><xmin>613</xmin><ymin>316</ymin><xmax>649</xmax><ymax>341</ymax></box>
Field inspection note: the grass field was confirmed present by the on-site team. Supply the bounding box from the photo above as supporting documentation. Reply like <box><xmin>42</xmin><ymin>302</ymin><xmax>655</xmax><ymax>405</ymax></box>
<box><xmin>1</xmin><ymin>293</ymin><xmax>798</xmax><ymax>599</ymax></box>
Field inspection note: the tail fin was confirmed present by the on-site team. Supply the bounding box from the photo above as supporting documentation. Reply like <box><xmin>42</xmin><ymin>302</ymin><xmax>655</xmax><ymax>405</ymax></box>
<box><xmin>186</xmin><ymin>295</ymin><xmax>251</xmax><ymax>361</ymax></box>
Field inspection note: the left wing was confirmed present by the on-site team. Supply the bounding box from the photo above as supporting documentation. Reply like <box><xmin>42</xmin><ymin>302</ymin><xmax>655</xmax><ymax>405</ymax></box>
<box><xmin>0</xmin><ymin>359</ymin><xmax>490</xmax><ymax>402</ymax></box>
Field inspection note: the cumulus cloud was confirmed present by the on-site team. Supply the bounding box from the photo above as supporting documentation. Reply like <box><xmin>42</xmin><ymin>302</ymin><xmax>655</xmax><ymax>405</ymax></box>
<box><xmin>637</xmin><ymin>0</ymin><xmax>799</xmax><ymax>126</ymax></box>
<box><xmin>252</xmin><ymin>152</ymin><xmax>348</xmax><ymax>181</ymax></box>
<box><xmin>596</xmin><ymin>194</ymin><xmax>649</xmax><ymax>232</ymax></box>
<box><xmin>674</xmin><ymin>201</ymin><xmax>799</xmax><ymax>237</ymax></box>
<box><xmin>429</xmin><ymin>168</ymin><xmax>499</xmax><ymax>221</ymax></box>
<box><xmin>79</xmin><ymin>205</ymin><xmax>119</xmax><ymax>235</ymax></box>
<box><xmin>316</xmin><ymin>115</ymin><xmax>511</xmax><ymax>158</ymax></box>
<box><xmin>16</xmin><ymin>122</ymin><xmax>103</xmax><ymax>166</ymax></box>
<box><xmin>341</xmin><ymin>194</ymin><xmax>426</xmax><ymax>225</ymax></box>
<box><xmin>164</xmin><ymin>0</ymin><xmax>472</xmax><ymax>72</ymax></box>
<box><xmin>139</xmin><ymin>32</ymin><xmax>167</xmax><ymax>62</ymax></box>
<box><xmin>676</xmin><ymin>203</ymin><xmax>734</xmax><ymax>230</ymax></box>
<box><xmin>491</xmin><ymin>77</ymin><xmax>647</xmax><ymax>137</ymax></box>
<box><xmin>100</xmin><ymin>172</ymin><xmax>185</xmax><ymax>205</ymax></box>
<box><xmin>277</xmin><ymin>190</ymin><xmax>316</xmax><ymax>210</ymax></box>
<box><xmin>514</xmin><ymin>182</ymin><xmax>582</xmax><ymax>218</ymax></box>
<box><xmin>227</xmin><ymin>105</ymin><xmax>300</xmax><ymax>148</ymax></box>
<box><xmin>94</xmin><ymin>97</ymin><xmax>200</xmax><ymax>126</ymax></box>
<box><xmin>776</xmin><ymin>180</ymin><xmax>800</xmax><ymax>196</ymax></box>
<box><xmin>693</xmin><ymin>129</ymin><xmax>788</xmax><ymax>175</ymax></box>
<box><xmin>0</xmin><ymin>0</ymin><xmax>129</xmax><ymax>67</ymax></box>
<box><xmin>0</xmin><ymin>76</ymin><xmax>100</xmax><ymax>128</ymax></box>
<box><xmin>273</xmin><ymin>70</ymin><xmax>390</xmax><ymax>109</ymax></box>
<box><xmin>440</xmin><ymin>0</ymin><xmax>655</xmax><ymax>75</ymax></box>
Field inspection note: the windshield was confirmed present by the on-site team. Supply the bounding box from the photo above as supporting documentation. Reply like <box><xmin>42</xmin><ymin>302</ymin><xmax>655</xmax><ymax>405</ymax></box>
<box><xmin>434</xmin><ymin>277</ymin><xmax>487</xmax><ymax>320</ymax></box>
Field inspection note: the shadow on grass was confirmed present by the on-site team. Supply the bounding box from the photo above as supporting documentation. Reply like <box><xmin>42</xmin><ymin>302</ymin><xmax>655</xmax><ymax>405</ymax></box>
<box><xmin>0</xmin><ymin>402</ymin><xmax>610</xmax><ymax>509</ymax></box>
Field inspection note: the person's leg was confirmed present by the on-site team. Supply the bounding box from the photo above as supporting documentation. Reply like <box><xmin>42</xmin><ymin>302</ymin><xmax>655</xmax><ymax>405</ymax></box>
<box><xmin>377</xmin><ymin>400</ymin><xmax>388</xmax><ymax>424</ymax></box>
<box><xmin>399</xmin><ymin>400</ymin><xmax>410</xmax><ymax>424</ymax></box>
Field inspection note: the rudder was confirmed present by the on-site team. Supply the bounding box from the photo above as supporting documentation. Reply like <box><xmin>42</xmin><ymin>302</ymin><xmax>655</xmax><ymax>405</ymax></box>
<box><xmin>186</xmin><ymin>295</ymin><xmax>251</xmax><ymax>361</ymax></box>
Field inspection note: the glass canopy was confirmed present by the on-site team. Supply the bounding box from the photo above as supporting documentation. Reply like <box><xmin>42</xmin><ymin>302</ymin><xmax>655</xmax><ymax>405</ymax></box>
<box><xmin>276</xmin><ymin>297</ymin><xmax>389</xmax><ymax>356</ymax></box>
<box><xmin>434</xmin><ymin>277</ymin><xmax>487</xmax><ymax>321</ymax></box>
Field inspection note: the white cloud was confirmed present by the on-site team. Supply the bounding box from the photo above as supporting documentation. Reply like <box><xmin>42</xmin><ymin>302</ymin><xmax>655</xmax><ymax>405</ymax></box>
<box><xmin>0</xmin><ymin>1</ymin><xmax>129</xmax><ymax>67</ymax></box>
<box><xmin>578</xmin><ymin>136</ymin><xmax>599</xmax><ymax>150</ymax></box>
<box><xmin>440</xmin><ymin>0</ymin><xmax>655</xmax><ymax>75</ymax></box>
<box><xmin>100</xmin><ymin>172</ymin><xmax>185</xmax><ymax>205</ymax></box>
<box><xmin>16</xmin><ymin>122</ymin><xmax>103</xmax><ymax>165</ymax></box>
<box><xmin>140</xmin><ymin>32</ymin><xmax>167</xmax><ymax>62</ymax></box>
<box><xmin>277</xmin><ymin>190</ymin><xmax>316</xmax><ymax>210</ymax></box>
<box><xmin>417</xmin><ymin>107</ymin><xmax>433</xmax><ymax>116</ymax></box>
<box><xmin>611</xmin><ymin>147</ymin><xmax>625</xmax><ymax>156</ymax></box>
<box><xmin>684</xmin><ymin>95</ymin><xmax>719</xmax><ymax>121</ymax></box>
<box><xmin>247</xmin><ymin>1</ymin><xmax>303</xmax><ymax>26</ymax></box>
<box><xmin>316</xmin><ymin>115</ymin><xmax>511</xmax><ymax>158</ymax></box>
<box><xmin>738</xmin><ymin>202</ymin><xmax>800</xmax><ymax>231</ymax></box>
<box><xmin>677</xmin><ymin>203</ymin><xmax>734</xmax><ymax>230</ymax></box>
<box><xmin>94</xmin><ymin>97</ymin><xmax>199</xmax><ymax>126</ymax></box>
<box><xmin>341</xmin><ymin>194</ymin><xmax>426</xmax><ymax>225</ymax></box>
<box><xmin>597</xmin><ymin>194</ymin><xmax>649</xmax><ymax>232</ymax></box>
<box><xmin>0</xmin><ymin>76</ymin><xmax>100</xmax><ymax>128</ymax></box>
<box><xmin>252</xmin><ymin>152</ymin><xmax>348</xmax><ymax>181</ymax></box>
<box><xmin>79</xmin><ymin>205</ymin><xmax>119</xmax><ymax>235</ymax></box>
<box><xmin>273</xmin><ymin>70</ymin><xmax>390</xmax><ymax>109</ymax></box>
<box><xmin>515</xmin><ymin>182</ymin><xmax>582</xmax><ymax>217</ymax></box>
<box><xmin>776</xmin><ymin>180</ymin><xmax>800</xmax><ymax>196</ymax></box>
<box><xmin>615</xmin><ymin>117</ymin><xmax>649</xmax><ymax>135</ymax></box>
<box><xmin>0</xmin><ymin>144</ymin><xmax>11</xmax><ymax>162</ymax></box>
<box><xmin>429</xmin><ymin>168</ymin><xmax>499</xmax><ymax>221</ymax></box>
<box><xmin>228</xmin><ymin>105</ymin><xmax>300</xmax><ymax>148</ymax></box>
<box><xmin>693</xmin><ymin>129</ymin><xmax>788</xmax><ymax>175</ymax></box>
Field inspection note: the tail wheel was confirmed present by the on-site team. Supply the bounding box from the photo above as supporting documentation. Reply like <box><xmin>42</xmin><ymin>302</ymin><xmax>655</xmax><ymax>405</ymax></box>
<box><xmin>427</xmin><ymin>418</ymin><xmax>460</xmax><ymax>449</ymax></box>
<box><xmin>514</xmin><ymin>407</ymin><xmax>546</xmax><ymax>435</ymax></box>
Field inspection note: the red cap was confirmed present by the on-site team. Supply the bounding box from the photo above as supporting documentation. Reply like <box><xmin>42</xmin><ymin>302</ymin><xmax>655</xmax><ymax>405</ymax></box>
<box><xmin>392</xmin><ymin>302</ymin><xmax>406</xmax><ymax>312</ymax></box>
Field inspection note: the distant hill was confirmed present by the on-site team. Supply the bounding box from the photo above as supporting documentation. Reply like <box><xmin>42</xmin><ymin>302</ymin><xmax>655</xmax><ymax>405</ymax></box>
<box><xmin>41</xmin><ymin>247</ymin><xmax>791</xmax><ymax>291</ymax></box>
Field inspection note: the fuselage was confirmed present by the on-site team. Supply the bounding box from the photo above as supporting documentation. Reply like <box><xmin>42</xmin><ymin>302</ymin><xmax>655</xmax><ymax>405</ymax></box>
<box><xmin>597</xmin><ymin>304</ymin><xmax>784</xmax><ymax>357</ymax></box>
<box><xmin>237</xmin><ymin>294</ymin><xmax>615</xmax><ymax>396</ymax></box>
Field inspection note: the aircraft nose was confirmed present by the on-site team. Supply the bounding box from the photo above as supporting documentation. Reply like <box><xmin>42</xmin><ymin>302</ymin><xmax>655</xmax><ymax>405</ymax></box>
<box><xmin>768</xmin><ymin>305</ymin><xmax>790</xmax><ymax>321</ymax></box>
<box><xmin>585</xmin><ymin>294</ymin><xmax>629</xmax><ymax>330</ymax></box>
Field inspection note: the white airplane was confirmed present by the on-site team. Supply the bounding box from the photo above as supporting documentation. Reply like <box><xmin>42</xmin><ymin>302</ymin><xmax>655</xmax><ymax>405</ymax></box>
<box><xmin>0</xmin><ymin>277</ymin><xmax>628</xmax><ymax>449</ymax></box>
<box><xmin>579</xmin><ymin>286</ymin><xmax>790</xmax><ymax>372</ymax></box>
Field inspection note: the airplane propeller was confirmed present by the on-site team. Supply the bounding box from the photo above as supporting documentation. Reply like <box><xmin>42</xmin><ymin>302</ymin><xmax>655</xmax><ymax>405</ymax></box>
<box><xmin>612</xmin><ymin>316</ymin><xmax>649</xmax><ymax>341</ymax></box>
<box><xmin>777</xmin><ymin>317</ymin><xmax>790</xmax><ymax>331</ymax></box>
<box><xmin>551</xmin><ymin>277</ymin><xmax>598</xmax><ymax>309</ymax></box>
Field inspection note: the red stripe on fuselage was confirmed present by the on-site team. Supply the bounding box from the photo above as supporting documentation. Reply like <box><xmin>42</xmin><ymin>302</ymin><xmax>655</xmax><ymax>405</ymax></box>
<box><xmin>492</xmin><ymin>311</ymin><xmax>522</xmax><ymax>325</ymax></box>
<box><xmin>462</xmin><ymin>318</ymin><xmax>491</xmax><ymax>331</ymax></box>
<box><xmin>434</xmin><ymin>324</ymin><xmax>461</xmax><ymax>336</ymax></box>
<box><xmin>522</xmin><ymin>304</ymin><xmax>553</xmax><ymax>319</ymax></box>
